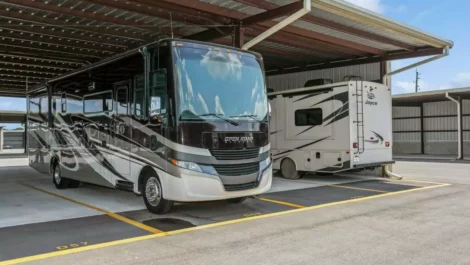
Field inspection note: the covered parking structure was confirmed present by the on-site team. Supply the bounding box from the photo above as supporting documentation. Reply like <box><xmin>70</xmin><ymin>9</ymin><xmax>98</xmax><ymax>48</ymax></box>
<box><xmin>0</xmin><ymin>1</ymin><xmax>457</xmax><ymax>264</ymax></box>
<box><xmin>393</xmin><ymin>88</ymin><xmax>470</xmax><ymax>161</ymax></box>
<box><xmin>0</xmin><ymin>0</ymin><xmax>453</xmax><ymax>97</ymax></box>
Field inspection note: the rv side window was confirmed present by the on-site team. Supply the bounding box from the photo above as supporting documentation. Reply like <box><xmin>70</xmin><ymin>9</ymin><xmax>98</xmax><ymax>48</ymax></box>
<box><xmin>295</xmin><ymin>108</ymin><xmax>323</xmax><ymax>126</ymax></box>
<box><xmin>83</xmin><ymin>91</ymin><xmax>113</xmax><ymax>114</ymax></box>
<box><xmin>133</xmin><ymin>74</ymin><xmax>145</xmax><ymax>117</ymax></box>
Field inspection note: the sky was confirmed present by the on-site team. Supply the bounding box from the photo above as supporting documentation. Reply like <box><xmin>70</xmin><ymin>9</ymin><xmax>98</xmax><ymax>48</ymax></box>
<box><xmin>346</xmin><ymin>0</ymin><xmax>469</xmax><ymax>94</ymax></box>
<box><xmin>0</xmin><ymin>0</ymin><xmax>466</xmax><ymax>128</ymax></box>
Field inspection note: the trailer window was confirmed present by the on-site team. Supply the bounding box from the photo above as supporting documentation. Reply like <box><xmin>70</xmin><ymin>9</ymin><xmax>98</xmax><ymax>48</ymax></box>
<box><xmin>84</xmin><ymin>91</ymin><xmax>113</xmax><ymax>114</ymax></box>
<box><xmin>295</xmin><ymin>108</ymin><xmax>322</xmax><ymax>126</ymax></box>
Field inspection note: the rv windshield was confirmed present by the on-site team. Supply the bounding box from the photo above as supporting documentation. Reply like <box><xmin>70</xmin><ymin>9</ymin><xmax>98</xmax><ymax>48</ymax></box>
<box><xmin>173</xmin><ymin>44</ymin><xmax>268</xmax><ymax>123</ymax></box>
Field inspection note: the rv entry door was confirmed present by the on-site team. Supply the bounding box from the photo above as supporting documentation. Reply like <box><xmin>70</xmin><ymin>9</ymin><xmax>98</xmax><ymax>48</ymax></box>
<box><xmin>113</xmin><ymin>81</ymin><xmax>132</xmax><ymax>177</ymax></box>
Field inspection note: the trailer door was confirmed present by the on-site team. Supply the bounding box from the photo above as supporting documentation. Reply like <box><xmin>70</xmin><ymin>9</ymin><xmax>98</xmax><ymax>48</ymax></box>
<box><xmin>113</xmin><ymin>81</ymin><xmax>132</xmax><ymax>177</ymax></box>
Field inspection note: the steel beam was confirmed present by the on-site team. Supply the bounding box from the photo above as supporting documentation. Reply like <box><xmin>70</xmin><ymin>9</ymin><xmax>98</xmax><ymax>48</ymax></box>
<box><xmin>0</xmin><ymin>10</ymin><xmax>148</xmax><ymax>42</ymax></box>
<box><xmin>2</xmin><ymin>0</ymin><xmax>157</xmax><ymax>33</ymax></box>
<box><xmin>266</xmin><ymin>48</ymin><xmax>444</xmax><ymax>75</ymax></box>
<box><xmin>0</xmin><ymin>72</ymin><xmax>46</xmax><ymax>80</ymax></box>
<box><xmin>0</xmin><ymin>67</ymin><xmax>64</xmax><ymax>76</ymax></box>
<box><xmin>0</xmin><ymin>24</ymin><xmax>129</xmax><ymax>48</ymax></box>
<box><xmin>242</xmin><ymin>1</ymin><xmax>303</xmax><ymax>25</ymax></box>
<box><xmin>234</xmin><ymin>0</ymin><xmax>415</xmax><ymax>51</ymax></box>
<box><xmin>0</xmin><ymin>58</ymin><xmax>73</xmax><ymax>71</ymax></box>
<box><xmin>0</xmin><ymin>28</ymin><xmax>120</xmax><ymax>54</ymax></box>
<box><xmin>0</xmin><ymin>43</ymin><xmax>101</xmax><ymax>62</ymax></box>
<box><xmin>234</xmin><ymin>23</ymin><xmax>244</xmax><ymax>48</ymax></box>
<box><xmin>0</xmin><ymin>52</ymin><xmax>84</xmax><ymax>66</ymax></box>
<box><xmin>159</xmin><ymin>0</ymin><xmax>385</xmax><ymax>55</ymax></box>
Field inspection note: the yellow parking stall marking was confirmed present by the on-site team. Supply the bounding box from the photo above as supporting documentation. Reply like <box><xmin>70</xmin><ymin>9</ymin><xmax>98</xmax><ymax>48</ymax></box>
<box><xmin>328</xmin><ymin>184</ymin><xmax>388</xmax><ymax>193</ymax></box>
<box><xmin>22</xmin><ymin>184</ymin><xmax>163</xmax><ymax>234</ymax></box>
<box><xmin>2</xmin><ymin>182</ymin><xmax>450</xmax><ymax>265</ymax></box>
<box><xmin>257</xmin><ymin>197</ymin><xmax>305</xmax><ymax>208</ymax></box>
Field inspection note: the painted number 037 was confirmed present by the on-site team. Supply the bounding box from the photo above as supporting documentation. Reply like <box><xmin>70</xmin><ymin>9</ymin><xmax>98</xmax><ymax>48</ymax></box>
<box><xmin>56</xmin><ymin>242</ymin><xmax>88</xmax><ymax>251</ymax></box>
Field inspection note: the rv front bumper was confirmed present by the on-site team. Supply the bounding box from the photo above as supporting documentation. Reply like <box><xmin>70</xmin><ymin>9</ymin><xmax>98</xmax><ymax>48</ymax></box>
<box><xmin>159</xmin><ymin>165</ymin><xmax>273</xmax><ymax>202</ymax></box>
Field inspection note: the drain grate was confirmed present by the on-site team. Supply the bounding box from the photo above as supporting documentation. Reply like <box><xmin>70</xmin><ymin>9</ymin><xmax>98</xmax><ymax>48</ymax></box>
<box><xmin>143</xmin><ymin>218</ymin><xmax>195</xmax><ymax>231</ymax></box>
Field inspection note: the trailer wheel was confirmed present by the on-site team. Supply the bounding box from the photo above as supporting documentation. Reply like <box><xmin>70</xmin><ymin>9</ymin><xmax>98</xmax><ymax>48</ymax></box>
<box><xmin>52</xmin><ymin>163</ymin><xmax>70</xmax><ymax>189</ymax></box>
<box><xmin>142</xmin><ymin>172</ymin><xmax>174</xmax><ymax>214</ymax></box>
<box><xmin>227</xmin><ymin>197</ymin><xmax>247</xmax><ymax>204</ymax></box>
<box><xmin>280</xmin><ymin>158</ymin><xmax>300</xmax><ymax>179</ymax></box>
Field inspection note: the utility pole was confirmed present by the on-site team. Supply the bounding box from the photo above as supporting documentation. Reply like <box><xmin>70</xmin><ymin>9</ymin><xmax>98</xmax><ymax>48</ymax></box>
<box><xmin>414</xmin><ymin>69</ymin><xmax>421</xmax><ymax>92</ymax></box>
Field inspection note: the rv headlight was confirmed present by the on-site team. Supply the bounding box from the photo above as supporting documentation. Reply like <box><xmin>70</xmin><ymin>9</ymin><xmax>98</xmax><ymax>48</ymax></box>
<box><xmin>170</xmin><ymin>159</ymin><xmax>203</xmax><ymax>173</ymax></box>
<box><xmin>260</xmin><ymin>156</ymin><xmax>271</xmax><ymax>169</ymax></box>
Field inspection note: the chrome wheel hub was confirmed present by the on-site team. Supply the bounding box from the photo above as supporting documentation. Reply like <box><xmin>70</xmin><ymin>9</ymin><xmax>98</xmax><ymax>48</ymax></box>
<box><xmin>145</xmin><ymin>177</ymin><xmax>161</xmax><ymax>207</ymax></box>
<box><xmin>54</xmin><ymin>168</ymin><xmax>61</xmax><ymax>184</ymax></box>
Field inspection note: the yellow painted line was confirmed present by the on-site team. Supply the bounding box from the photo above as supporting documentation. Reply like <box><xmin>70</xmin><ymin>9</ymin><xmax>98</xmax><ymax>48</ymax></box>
<box><xmin>328</xmin><ymin>184</ymin><xmax>388</xmax><ymax>193</ymax></box>
<box><xmin>21</xmin><ymin>184</ymin><xmax>163</xmax><ymax>234</ymax></box>
<box><xmin>399</xmin><ymin>179</ymin><xmax>451</xmax><ymax>186</ymax></box>
<box><xmin>3</xmin><ymin>183</ymin><xmax>451</xmax><ymax>265</ymax></box>
<box><xmin>257</xmin><ymin>197</ymin><xmax>305</xmax><ymax>208</ymax></box>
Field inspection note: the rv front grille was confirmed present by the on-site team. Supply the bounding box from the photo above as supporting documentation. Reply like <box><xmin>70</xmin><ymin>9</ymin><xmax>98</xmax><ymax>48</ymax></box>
<box><xmin>213</xmin><ymin>162</ymin><xmax>259</xmax><ymax>176</ymax></box>
<box><xmin>224</xmin><ymin>182</ymin><xmax>257</xmax><ymax>191</ymax></box>
<box><xmin>210</xmin><ymin>148</ymin><xmax>259</xmax><ymax>160</ymax></box>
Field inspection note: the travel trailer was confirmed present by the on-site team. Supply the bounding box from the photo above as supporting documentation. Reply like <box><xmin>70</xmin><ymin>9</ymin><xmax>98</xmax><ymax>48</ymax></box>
<box><xmin>27</xmin><ymin>39</ymin><xmax>272</xmax><ymax>214</ymax></box>
<box><xmin>269</xmin><ymin>79</ymin><xmax>394</xmax><ymax>179</ymax></box>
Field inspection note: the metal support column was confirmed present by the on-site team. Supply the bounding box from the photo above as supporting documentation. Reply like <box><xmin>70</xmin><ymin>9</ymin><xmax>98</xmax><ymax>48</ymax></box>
<box><xmin>0</xmin><ymin>126</ymin><xmax>4</xmax><ymax>152</ymax></box>
<box><xmin>24</xmin><ymin>118</ymin><xmax>28</xmax><ymax>154</ymax></box>
<box><xmin>446</xmin><ymin>92</ymin><xmax>462</xmax><ymax>160</ymax></box>
<box><xmin>233</xmin><ymin>22</ymin><xmax>244</xmax><ymax>48</ymax></box>
<box><xmin>420</xmin><ymin>103</ymin><xmax>425</xmax><ymax>154</ymax></box>
<box><xmin>460</xmin><ymin>97</ymin><xmax>464</xmax><ymax>159</ymax></box>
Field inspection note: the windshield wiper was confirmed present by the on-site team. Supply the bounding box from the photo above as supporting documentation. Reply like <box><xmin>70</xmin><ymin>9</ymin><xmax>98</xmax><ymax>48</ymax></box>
<box><xmin>199</xmin><ymin>113</ymin><xmax>239</xmax><ymax>126</ymax></box>
<box><xmin>230</xmin><ymin>114</ymin><xmax>267</xmax><ymax>124</ymax></box>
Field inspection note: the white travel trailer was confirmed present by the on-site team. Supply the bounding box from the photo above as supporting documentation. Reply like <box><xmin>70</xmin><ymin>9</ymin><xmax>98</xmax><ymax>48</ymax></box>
<box><xmin>269</xmin><ymin>79</ymin><xmax>394</xmax><ymax>179</ymax></box>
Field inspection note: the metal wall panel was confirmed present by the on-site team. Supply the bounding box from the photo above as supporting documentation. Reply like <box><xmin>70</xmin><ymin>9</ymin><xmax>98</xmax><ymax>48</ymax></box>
<box><xmin>463</xmin><ymin>100</ymin><xmax>470</xmax><ymax>115</ymax></box>
<box><xmin>425</xmin><ymin>132</ymin><xmax>457</xmax><ymax>141</ymax></box>
<box><xmin>392</xmin><ymin>106</ymin><xmax>420</xmax><ymax>118</ymax></box>
<box><xmin>424</xmin><ymin>117</ymin><xmax>457</xmax><ymax>130</ymax></box>
<box><xmin>423</xmin><ymin>101</ymin><xmax>456</xmax><ymax>116</ymax></box>
<box><xmin>393</xmin><ymin>132</ymin><xmax>420</xmax><ymax>142</ymax></box>
<box><xmin>393</xmin><ymin>118</ymin><xmax>420</xmax><ymax>131</ymax></box>
<box><xmin>266</xmin><ymin>63</ymin><xmax>381</xmax><ymax>91</ymax></box>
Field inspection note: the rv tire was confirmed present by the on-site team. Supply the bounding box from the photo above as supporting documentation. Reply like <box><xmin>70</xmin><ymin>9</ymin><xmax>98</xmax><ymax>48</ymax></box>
<box><xmin>52</xmin><ymin>163</ymin><xmax>70</xmax><ymax>189</ymax></box>
<box><xmin>280</xmin><ymin>158</ymin><xmax>300</xmax><ymax>179</ymax></box>
<box><xmin>142</xmin><ymin>172</ymin><xmax>174</xmax><ymax>214</ymax></box>
<box><xmin>68</xmin><ymin>179</ymin><xmax>81</xmax><ymax>188</ymax></box>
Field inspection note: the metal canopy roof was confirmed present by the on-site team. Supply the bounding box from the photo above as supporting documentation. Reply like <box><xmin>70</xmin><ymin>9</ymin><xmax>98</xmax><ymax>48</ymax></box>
<box><xmin>393</xmin><ymin>88</ymin><xmax>470</xmax><ymax>106</ymax></box>
<box><xmin>0</xmin><ymin>0</ymin><xmax>454</xmax><ymax>97</ymax></box>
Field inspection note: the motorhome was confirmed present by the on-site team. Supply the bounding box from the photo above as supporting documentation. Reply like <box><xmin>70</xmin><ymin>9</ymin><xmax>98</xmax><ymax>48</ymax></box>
<box><xmin>27</xmin><ymin>39</ymin><xmax>272</xmax><ymax>214</ymax></box>
<box><xmin>268</xmin><ymin>79</ymin><xmax>393</xmax><ymax>179</ymax></box>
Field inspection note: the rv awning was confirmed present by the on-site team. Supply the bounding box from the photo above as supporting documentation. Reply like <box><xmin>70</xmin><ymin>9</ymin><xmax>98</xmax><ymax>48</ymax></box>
<box><xmin>0</xmin><ymin>0</ymin><xmax>453</xmax><ymax>97</ymax></box>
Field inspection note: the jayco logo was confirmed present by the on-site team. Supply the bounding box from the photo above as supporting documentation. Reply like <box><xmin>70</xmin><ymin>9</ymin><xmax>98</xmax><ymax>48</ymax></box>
<box><xmin>224</xmin><ymin>136</ymin><xmax>254</xmax><ymax>143</ymax></box>
<box><xmin>367</xmin><ymin>91</ymin><xmax>375</xmax><ymax>100</ymax></box>
<box><xmin>365</xmin><ymin>100</ymin><xmax>377</xmax><ymax>106</ymax></box>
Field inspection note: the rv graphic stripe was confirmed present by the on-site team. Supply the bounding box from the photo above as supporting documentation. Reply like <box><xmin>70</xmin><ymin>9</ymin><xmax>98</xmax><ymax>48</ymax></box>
<box><xmin>311</xmin><ymin>91</ymin><xmax>348</xmax><ymax>107</ymax></box>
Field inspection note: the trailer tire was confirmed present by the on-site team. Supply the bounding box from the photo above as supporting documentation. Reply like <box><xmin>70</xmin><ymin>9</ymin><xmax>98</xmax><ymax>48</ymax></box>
<box><xmin>52</xmin><ymin>163</ymin><xmax>70</xmax><ymax>189</ymax></box>
<box><xmin>280</xmin><ymin>158</ymin><xmax>300</xmax><ymax>179</ymax></box>
<box><xmin>227</xmin><ymin>197</ymin><xmax>247</xmax><ymax>204</ymax></box>
<box><xmin>142</xmin><ymin>172</ymin><xmax>174</xmax><ymax>214</ymax></box>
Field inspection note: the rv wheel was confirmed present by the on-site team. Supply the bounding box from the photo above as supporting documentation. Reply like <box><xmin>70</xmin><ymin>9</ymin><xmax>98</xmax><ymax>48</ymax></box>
<box><xmin>280</xmin><ymin>158</ymin><xmax>300</xmax><ymax>179</ymax></box>
<box><xmin>143</xmin><ymin>172</ymin><xmax>174</xmax><ymax>214</ymax></box>
<box><xmin>52</xmin><ymin>163</ymin><xmax>70</xmax><ymax>189</ymax></box>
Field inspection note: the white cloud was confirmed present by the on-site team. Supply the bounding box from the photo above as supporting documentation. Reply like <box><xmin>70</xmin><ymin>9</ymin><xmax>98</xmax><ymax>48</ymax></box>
<box><xmin>450</xmin><ymin>73</ymin><xmax>470</xmax><ymax>88</ymax></box>
<box><xmin>345</xmin><ymin>0</ymin><xmax>384</xmax><ymax>14</ymax></box>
